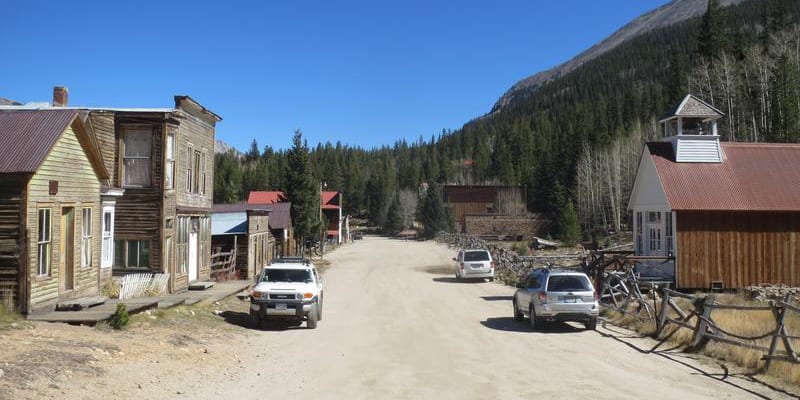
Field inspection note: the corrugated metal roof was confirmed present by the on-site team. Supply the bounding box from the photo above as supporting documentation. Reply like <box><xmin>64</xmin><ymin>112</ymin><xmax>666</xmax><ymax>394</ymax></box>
<box><xmin>247</xmin><ymin>191</ymin><xmax>285</xmax><ymax>204</ymax></box>
<box><xmin>322</xmin><ymin>191</ymin><xmax>340</xmax><ymax>209</ymax></box>
<box><xmin>212</xmin><ymin>202</ymin><xmax>271</xmax><ymax>213</ymax></box>
<box><xmin>0</xmin><ymin>109</ymin><xmax>79</xmax><ymax>173</ymax></box>
<box><xmin>648</xmin><ymin>142</ymin><xmax>800</xmax><ymax>211</ymax></box>
<box><xmin>266</xmin><ymin>202</ymin><xmax>291</xmax><ymax>230</ymax></box>
<box><xmin>211</xmin><ymin>212</ymin><xmax>248</xmax><ymax>235</ymax></box>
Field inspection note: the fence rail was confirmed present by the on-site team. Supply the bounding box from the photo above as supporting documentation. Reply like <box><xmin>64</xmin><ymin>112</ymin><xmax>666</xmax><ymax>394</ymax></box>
<box><xmin>210</xmin><ymin>249</ymin><xmax>236</xmax><ymax>281</ymax></box>
<box><xmin>655</xmin><ymin>289</ymin><xmax>799</xmax><ymax>371</ymax></box>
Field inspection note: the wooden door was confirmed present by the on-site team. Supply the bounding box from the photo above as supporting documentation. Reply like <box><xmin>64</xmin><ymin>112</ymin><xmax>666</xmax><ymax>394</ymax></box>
<box><xmin>60</xmin><ymin>207</ymin><xmax>75</xmax><ymax>292</ymax></box>
<box><xmin>188</xmin><ymin>231</ymin><xmax>198</xmax><ymax>282</ymax></box>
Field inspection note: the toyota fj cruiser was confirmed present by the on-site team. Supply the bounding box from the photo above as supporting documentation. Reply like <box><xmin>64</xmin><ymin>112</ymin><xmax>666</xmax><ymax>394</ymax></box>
<box><xmin>250</xmin><ymin>257</ymin><xmax>323</xmax><ymax>329</ymax></box>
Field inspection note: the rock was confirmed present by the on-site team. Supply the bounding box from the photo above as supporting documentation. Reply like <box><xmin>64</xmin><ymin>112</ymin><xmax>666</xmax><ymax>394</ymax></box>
<box><xmin>176</xmin><ymin>390</ymin><xmax>183</xmax><ymax>395</ymax></box>
<box><xmin>137</xmin><ymin>383</ymin><xmax>143</xmax><ymax>389</ymax></box>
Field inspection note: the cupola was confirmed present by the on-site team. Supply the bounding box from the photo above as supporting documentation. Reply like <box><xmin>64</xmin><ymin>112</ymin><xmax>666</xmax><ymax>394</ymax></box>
<box><xmin>658</xmin><ymin>94</ymin><xmax>725</xmax><ymax>163</ymax></box>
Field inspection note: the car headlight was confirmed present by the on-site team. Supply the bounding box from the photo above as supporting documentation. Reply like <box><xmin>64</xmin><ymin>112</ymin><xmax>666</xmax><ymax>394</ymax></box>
<box><xmin>252</xmin><ymin>291</ymin><xmax>264</xmax><ymax>299</ymax></box>
<box><xmin>296</xmin><ymin>293</ymin><xmax>303</xmax><ymax>300</ymax></box>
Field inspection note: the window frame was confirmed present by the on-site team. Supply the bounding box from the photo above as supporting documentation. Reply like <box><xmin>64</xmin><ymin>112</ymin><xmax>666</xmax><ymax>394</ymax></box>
<box><xmin>114</xmin><ymin>239</ymin><xmax>151</xmax><ymax>268</ymax></box>
<box><xmin>186</xmin><ymin>145</ymin><xmax>194</xmax><ymax>193</ymax></box>
<box><xmin>164</xmin><ymin>131</ymin><xmax>175</xmax><ymax>190</ymax></box>
<box><xmin>37</xmin><ymin>208</ymin><xmax>52</xmax><ymax>276</ymax></box>
<box><xmin>81</xmin><ymin>207</ymin><xmax>92</xmax><ymax>268</ymax></box>
<box><xmin>121</xmin><ymin>126</ymin><xmax>153</xmax><ymax>188</ymax></box>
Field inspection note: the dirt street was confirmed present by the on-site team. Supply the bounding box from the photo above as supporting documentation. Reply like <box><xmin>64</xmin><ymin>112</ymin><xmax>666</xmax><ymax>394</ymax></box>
<box><xmin>2</xmin><ymin>236</ymin><xmax>797</xmax><ymax>400</ymax></box>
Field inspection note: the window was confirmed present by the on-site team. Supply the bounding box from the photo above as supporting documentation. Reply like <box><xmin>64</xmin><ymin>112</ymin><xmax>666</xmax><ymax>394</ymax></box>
<box><xmin>37</xmin><ymin>208</ymin><xmax>51</xmax><ymax>276</ymax></box>
<box><xmin>665</xmin><ymin>211</ymin><xmax>674</xmax><ymax>255</ymax></box>
<box><xmin>546</xmin><ymin>275</ymin><xmax>592</xmax><ymax>291</ymax></box>
<box><xmin>165</xmin><ymin>132</ymin><xmax>175</xmax><ymax>189</ymax></box>
<box><xmin>186</xmin><ymin>146</ymin><xmax>194</xmax><ymax>193</ymax></box>
<box><xmin>81</xmin><ymin>208</ymin><xmax>92</xmax><ymax>268</ymax></box>
<box><xmin>648</xmin><ymin>212</ymin><xmax>662</xmax><ymax>253</ymax></box>
<box><xmin>101</xmin><ymin>209</ymin><xmax>113</xmax><ymax>268</ymax></box>
<box><xmin>526</xmin><ymin>275</ymin><xmax>540</xmax><ymax>289</ymax></box>
<box><xmin>200</xmin><ymin>152</ymin><xmax>207</xmax><ymax>194</ymax></box>
<box><xmin>123</xmin><ymin>128</ymin><xmax>152</xmax><ymax>187</ymax></box>
<box><xmin>260</xmin><ymin>268</ymin><xmax>311</xmax><ymax>283</ymax></box>
<box><xmin>636</xmin><ymin>212</ymin><xmax>643</xmax><ymax>253</ymax></box>
<box><xmin>164</xmin><ymin>236</ymin><xmax>174</xmax><ymax>273</ymax></box>
<box><xmin>114</xmin><ymin>239</ymin><xmax>150</xmax><ymax>268</ymax></box>
<box><xmin>193</xmin><ymin>150</ymin><xmax>201</xmax><ymax>193</ymax></box>
<box><xmin>464</xmin><ymin>251</ymin><xmax>490</xmax><ymax>262</ymax></box>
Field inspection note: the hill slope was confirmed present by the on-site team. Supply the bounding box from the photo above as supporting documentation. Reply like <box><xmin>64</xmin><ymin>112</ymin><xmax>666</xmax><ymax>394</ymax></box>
<box><xmin>491</xmin><ymin>0</ymin><xmax>745</xmax><ymax>113</ymax></box>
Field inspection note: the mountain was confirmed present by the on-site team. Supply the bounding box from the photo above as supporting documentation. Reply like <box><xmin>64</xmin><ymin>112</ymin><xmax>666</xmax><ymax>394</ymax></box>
<box><xmin>491</xmin><ymin>0</ymin><xmax>745</xmax><ymax>113</ymax></box>
<box><xmin>215</xmin><ymin>139</ymin><xmax>238</xmax><ymax>155</ymax></box>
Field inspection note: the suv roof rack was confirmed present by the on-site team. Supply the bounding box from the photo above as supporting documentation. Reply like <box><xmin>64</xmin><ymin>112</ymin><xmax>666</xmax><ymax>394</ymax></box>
<box><xmin>271</xmin><ymin>256</ymin><xmax>311</xmax><ymax>265</ymax></box>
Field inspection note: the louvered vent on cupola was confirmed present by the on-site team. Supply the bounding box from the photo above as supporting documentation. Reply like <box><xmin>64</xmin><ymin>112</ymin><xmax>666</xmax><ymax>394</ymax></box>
<box><xmin>658</xmin><ymin>94</ymin><xmax>725</xmax><ymax>163</ymax></box>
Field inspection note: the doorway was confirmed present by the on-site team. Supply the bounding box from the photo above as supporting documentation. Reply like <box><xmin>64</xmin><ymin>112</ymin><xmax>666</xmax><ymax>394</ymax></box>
<box><xmin>188</xmin><ymin>230</ymin><xmax>198</xmax><ymax>282</ymax></box>
<box><xmin>60</xmin><ymin>207</ymin><xmax>75</xmax><ymax>292</ymax></box>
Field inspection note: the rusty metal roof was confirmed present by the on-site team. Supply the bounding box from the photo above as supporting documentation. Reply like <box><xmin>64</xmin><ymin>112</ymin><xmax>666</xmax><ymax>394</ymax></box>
<box><xmin>647</xmin><ymin>142</ymin><xmax>800</xmax><ymax>211</ymax></box>
<box><xmin>443</xmin><ymin>186</ymin><xmax>498</xmax><ymax>203</ymax></box>
<box><xmin>0</xmin><ymin>109</ymin><xmax>79</xmax><ymax>173</ymax></box>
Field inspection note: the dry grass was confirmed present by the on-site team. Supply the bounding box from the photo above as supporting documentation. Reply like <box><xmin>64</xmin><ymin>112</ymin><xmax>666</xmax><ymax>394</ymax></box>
<box><xmin>605</xmin><ymin>294</ymin><xmax>800</xmax><ymax>385</ymax></box>
<box><xmin>0</xmin><ymin>291</ymin><xmax>21</xmax><ymax>329</ymax></box>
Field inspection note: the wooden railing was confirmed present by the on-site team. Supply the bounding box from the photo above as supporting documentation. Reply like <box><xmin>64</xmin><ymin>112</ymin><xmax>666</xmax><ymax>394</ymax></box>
<box><xmin>655</xmin><ymin>289</ymin><xmax>799</xmax><ymax>372</ymax></box>
<box><xmin>210</xmin><ymin>249</ymin><xmax>236</xmax><ymax>281</ymax></box>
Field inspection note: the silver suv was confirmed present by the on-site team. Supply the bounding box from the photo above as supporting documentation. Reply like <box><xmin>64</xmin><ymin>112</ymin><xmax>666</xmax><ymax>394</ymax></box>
<box><xmin>512</xmin><ymin>269</ymin><xmax>598</xmax><ymax>330</ymax></box>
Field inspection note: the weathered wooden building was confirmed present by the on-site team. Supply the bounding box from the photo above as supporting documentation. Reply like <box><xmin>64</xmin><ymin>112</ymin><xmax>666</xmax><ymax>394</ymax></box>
<box><xmin>211</xmin><ymin>203</ymin><xmax>275</xmax><ymax>280</ymax></box>
<box><xmin>629</xmin><ymin>94</ymin><xmax>800</xmax><ymax>289</ymax></box>
<box><xmin>84</xmin><ymin>96</ymin><xmax>222</xmax><ymax>292</ymax></box>
<box><xmin>0</xmin><ymin>109</ymin><xmax>109</xmax><ymax>313</ymax></box>
<box><xmin>441</xmin><ymin>185</ymin><xmax>539</xmax><ymax>237</ymax></box>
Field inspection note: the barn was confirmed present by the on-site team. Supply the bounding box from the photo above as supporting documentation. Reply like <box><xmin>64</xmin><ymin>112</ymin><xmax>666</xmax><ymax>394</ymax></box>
<box><xmin>628</xmin><ymin>95</ymin><xmax>800</xmax><ymax>290</ymax></box>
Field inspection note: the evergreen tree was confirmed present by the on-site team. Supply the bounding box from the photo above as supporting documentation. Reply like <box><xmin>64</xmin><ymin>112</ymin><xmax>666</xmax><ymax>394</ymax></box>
<box><xmin>557</xmin><ymin>199</ymin><xmax>581</xmax><ymax>246</ymax></box>
<box><xmin>416</xmin><ymin>185</ymin><xmax>454</xmax><ymax>238</ymax></box>
<box><xmin>697</xmin><ymin>0</ymin><xmax>727</xmax><ymax>59</ymax></box>
<box><xmin>385</xmin><ymin>196</ymin><xmax>404</xmax><ymax>235</ymax></box>
<box><xmin>285</xmin><ymin>130</ymin><xmax>320</xmax><ymax>246</ymax></box>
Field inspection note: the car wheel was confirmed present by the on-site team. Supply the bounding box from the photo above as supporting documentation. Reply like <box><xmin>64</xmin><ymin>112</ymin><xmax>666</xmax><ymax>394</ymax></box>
<box><xmin>513</xmin><ymin>297</ymin><xmax>523</xmax><ymax>322</ymax></box>
<box><xmin>489</xmin><ymin>277</ymin><xmax>495</xmax><ymax>282</ymax></box>
<box><xmin>585</xmin><ymin>318</ymin><xmax>598</xmax><ymax>331</ymax></box>
<box><xmin>529</xmin><ymin>305</ymin><xmax>539</xmax><ymax>331</ymax></box>
<box><xmin>307</xmin><ymin>304</ymin><xmax>319</xmax><ymax>329</ymax></box>
<box><xmin>317</xmin><ymin>298</ymin><xmax>323</xmax><ymax>321</ymax></box>
<box><xmin>250</xmin><ymin>309</ymin><xmax>260</xmax><ymax>328</ymax></box>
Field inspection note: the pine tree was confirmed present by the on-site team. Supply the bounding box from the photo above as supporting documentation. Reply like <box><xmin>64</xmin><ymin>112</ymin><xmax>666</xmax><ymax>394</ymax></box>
<box><xmin>557</xmin><ymin>199</ymin><xmax>581</xmax><ymax>246</ymax></box>
<box><xmin>285</xmin><ymin>130</ymin><xmax>321</xmax><ymax>246</ymax></box>
<box><xmin>697</xmin><ymin>0</ymin><xmax>727</xmax><ymax>60</ymax></box>
<box><xmin>385</xmin><ymin>196</ymin><xmax>404</xmax><ymax>235</ymax></box>
<box><xmin>416</xmin><ymin>185</ymin><xmax>454</xmax><ymax>238</ymax></box>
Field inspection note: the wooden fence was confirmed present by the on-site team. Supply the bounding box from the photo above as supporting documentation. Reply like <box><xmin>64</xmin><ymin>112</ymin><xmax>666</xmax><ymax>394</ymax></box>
<box><xmin>210</xmin><ymin>249</ymin><xmax>237</xmax><ymax>281</ymax></box>
<box><xmin>655</xmin><ymin>289</ymin><xmax>799</xmax><ymax>371</ymax></box>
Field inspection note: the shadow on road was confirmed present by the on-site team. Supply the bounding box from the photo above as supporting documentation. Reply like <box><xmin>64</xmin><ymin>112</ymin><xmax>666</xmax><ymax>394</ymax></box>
<box><xmin>481</xmin><ymin>295</ymin><xmax>512</xmax><ymax>301</ymax></box>
<box><xmin>480</xmin><ymin>317</ymin><xmax>583</xmax><ymax>334</ymax></box>
<box><xmin>597</xmin><ymin>321</ymin><xmax>798</xmax><ymax>400</ymax></box>
<box><xmin>432</xmin><ymin>277</ymin><xmax>485</xmax><ymax>284</ymax></box>
<box><xmin>220</xmin><ymin>311</ymin><xmax>304</xmax><ymax>331</ymax></box>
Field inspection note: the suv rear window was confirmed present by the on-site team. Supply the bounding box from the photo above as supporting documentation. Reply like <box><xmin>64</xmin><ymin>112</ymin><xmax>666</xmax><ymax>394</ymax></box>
<box><xmin>464</xmin><ymin>251</ymin><xmax>490</xmax><ymax>262</ymax></box>
<box><xmin>546</xmin><ymin>275</ymin><xmax>592</xmax><ymax>291</ymax></box>
<box><xmin>261</xmin><ymin>269</ymin><xmax>312</xmax><ymax>283</ymax></box>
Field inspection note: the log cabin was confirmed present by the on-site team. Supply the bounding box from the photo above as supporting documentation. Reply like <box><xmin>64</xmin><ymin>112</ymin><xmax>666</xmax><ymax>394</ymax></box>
<box><xmin>628</xmin><ymin>94</ymin><xmax>800</xmax><ymax>290</ymax></box>
<box><xmin>0</xmin><ymin>109</ymin><xmax>109</xmax><ymax>313</ymax></box>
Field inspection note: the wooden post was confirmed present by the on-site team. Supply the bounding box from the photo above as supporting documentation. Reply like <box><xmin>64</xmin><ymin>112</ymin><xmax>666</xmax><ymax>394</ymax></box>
<box><xmin>656</xmin><ymin>288</ymin><xmax>670</xmax><ymax>337</ymax></box>
<box><xmin>765</xmin><ymin>294</ymin><xmax>794</xmax><ymax>371</ymax></box>
<box><xmin>690</xmin><ymin>294</ymin><xmax>715</xmax><ymax>351</ymax></box>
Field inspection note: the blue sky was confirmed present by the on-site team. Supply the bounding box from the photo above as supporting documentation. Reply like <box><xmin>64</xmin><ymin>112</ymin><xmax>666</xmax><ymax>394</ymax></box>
<box><xmin>1</xmin><ymin>0</ymin><xmax>667</xmax><ymax>151</ymax></box>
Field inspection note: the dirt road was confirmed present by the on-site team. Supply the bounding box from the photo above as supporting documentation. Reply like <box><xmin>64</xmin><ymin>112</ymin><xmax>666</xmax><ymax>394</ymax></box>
<box><xmin>197</xmin><ymin>237</ymin><xmax>794</xmax><ymax>400</ymax></box>
<box><xmin>4</xmin><ymin>237</ymin><xmax>795</xmax><ymax>399</ymax></box>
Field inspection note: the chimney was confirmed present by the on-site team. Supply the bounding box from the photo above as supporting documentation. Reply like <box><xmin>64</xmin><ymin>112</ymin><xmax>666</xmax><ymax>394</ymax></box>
<box><xmin>53</xmin><ymin>86</ymin><xmax>68</xmax><ymax>107</ymax></box>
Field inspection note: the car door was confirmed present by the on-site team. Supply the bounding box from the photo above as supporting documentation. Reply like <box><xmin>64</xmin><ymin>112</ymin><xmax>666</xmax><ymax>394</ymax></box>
<box><xmin>455</xmin><ymin>250</ymin><xmax>463</xmax><ymax>273</ymax></box>
<box><xmin>517</xmin><ymin>273</ymin><xmax>534</xmax><ymax>310</ymax></box>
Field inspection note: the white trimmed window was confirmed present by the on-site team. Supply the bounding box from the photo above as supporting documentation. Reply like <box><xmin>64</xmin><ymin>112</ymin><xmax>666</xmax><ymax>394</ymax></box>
<box><xmin>165</xmin><ymin>132</ymin><xmax>175</xmax><ymax>189</ymax></box>
<box><xmin>81</xmin><ymin>207</ymin><xmax>92</xmax><ymax>268</ymax></box>
<box><xmin>186</xmin><ymin>146</ymin><xmax>194</xmax><ymax>193</ymax></box>
<box><xmin>665</xmin><ymin>211</ymin><xmax>674</xmax><ymax>255</ymax></box>
<box><xmin>648</xmin><ymin>212</ymin><xmax>662</xmax><ymax>253</ymax></box>
<box><xmin>37</xmin><ymin>208</ymin><xmax>52</xmax><ymax>276</ymax></box>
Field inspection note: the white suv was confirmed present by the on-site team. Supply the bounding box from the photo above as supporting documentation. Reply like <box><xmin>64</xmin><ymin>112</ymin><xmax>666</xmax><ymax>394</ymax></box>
<box><xmin>454</xmin><ymin>249</ymin><xmax>495</xmax><ymax>281</ymax></box>
<box><xmin>250</xmin><ymin>258</ymin><xmax>323</xmax><ymax>329</ymax></box>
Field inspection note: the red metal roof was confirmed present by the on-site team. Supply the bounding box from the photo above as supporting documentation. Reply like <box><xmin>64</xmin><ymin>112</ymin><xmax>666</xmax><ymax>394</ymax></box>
<box><xmin>247</xmin><ymin>191</ymin><xmax>286</xmax><ymax>204</ymax></box>
<box><xmin>647</xmin><ymin>142</ymin><xmax>800</xmax><ymax>211</ymax></box>
<box><xmin>322</xmin><ymin>191</ymin><xmax>340</xmax><ymax>209</ymax></box>
<box><xmin>0</xmin><ymin>109</ymin><xmax>79</xmax><ymax>173</ymax></box>
<box><xmin>442</xmin><ymin>186</ymin><xmax>498</xmax><ymax>203</ymax></box>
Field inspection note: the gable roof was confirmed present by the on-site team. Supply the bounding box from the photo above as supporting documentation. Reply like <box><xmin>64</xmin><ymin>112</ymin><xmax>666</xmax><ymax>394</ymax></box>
<box><xmin>248</xmin><ymin>191</ymin><xmax>286</xmax><ymax>204</ymax></box>
<box><xmin>0</xmin><ymin>109</ymin><xmax>109</xmax><ymax>178</ymax></box>
<box><xmin>322</xmin><ymin>191</ymin><xmax>340</xmax><ymax>210</ymax></box>
<box><xmin>659</xmin><ymin>94</ymin><xmax>724</xmax><ymax>122</ymax></box>
<box><xmin>647</xmin><ymin>142</ymin><xmax>800</xmax><ymax>211</ymax></box>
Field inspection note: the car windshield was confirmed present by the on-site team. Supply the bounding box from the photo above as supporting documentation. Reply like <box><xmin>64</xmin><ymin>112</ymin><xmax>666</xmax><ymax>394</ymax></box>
<box><xmin>463</xmin><ymin>251</ymin><xmax>490</xmax><ymax>262</ymax></box>
<box><xmin>261</xmin><ymin>268</ymin><xmax>312</xmax><ymax>283</ymax></box>
<box><xmin>546</xmin><ymin>275</ymin><xmax>592</xmax><ymax>291</ymax></box>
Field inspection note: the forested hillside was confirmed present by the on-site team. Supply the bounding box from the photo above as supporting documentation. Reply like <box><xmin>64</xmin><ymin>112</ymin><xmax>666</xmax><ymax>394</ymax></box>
<box><xmin>215</xmin><ymin>0</ymin><xmax>800</xmax><ymax>238</ymax></box>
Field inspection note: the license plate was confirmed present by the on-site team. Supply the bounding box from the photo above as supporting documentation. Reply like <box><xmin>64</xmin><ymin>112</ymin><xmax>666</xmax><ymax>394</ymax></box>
<box><xmin>471</xmin><ymin>264</ymin><xmax>483</xmax><ymax>268</ymax></box>
<box><xmin>562</xmin><ymin>297</ymin><xmax>577</xmax><ymax>303</ymax></box>
<box><xmin>276</xmin><ymin>303</ymin><xmax>288</xmax><ymax>310</ymax></box>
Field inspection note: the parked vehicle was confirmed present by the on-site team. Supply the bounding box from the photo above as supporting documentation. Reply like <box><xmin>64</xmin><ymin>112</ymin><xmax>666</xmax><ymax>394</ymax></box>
<box><xmin>250</xmin><ymin>258</ymin><xmax>323</xmax><ymax>329</ymax></box>
<box><xmin>453</xmin><ymin>249</ymin><xmax>495</xmax><ymax>281</ymax></box>
<box><xmin>352</xmin><ymin>231</ymin><xmax>363</xmax><ymax>240</ymax></box>
<box><xmin>512</xmin><ymin>269</ymin><xmax>598</xmax><ymax>330</ymax></box>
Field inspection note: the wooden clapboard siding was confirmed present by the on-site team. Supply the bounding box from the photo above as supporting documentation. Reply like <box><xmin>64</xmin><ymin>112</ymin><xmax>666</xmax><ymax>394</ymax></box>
<box><xmin>0</xmin><ymin>176</ymin><xmax>26</xmax><ymax>310</ymax></box>
<box><xmin>175</xmin><ymin>112</ymin><xmax>214</xmax><ymax>211</ymax></box>
<box><xmin>26</xmin><ymin>125</ymin><xmax>102</xmax><ymax>311</ymax></box>
<box><xmin>89</xmin><ymin>112</ymin><xmax>117</xmax><ymax>186</ymax></box>
<box><xmin>113</xmin><ymin>120</ymin><xmax>163</xmax><ymax>274</ymax></box>
<box><xmin>676</xmin><ymin>211</ymin><xmax>800</xmax><ymax>289</ymax></box>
